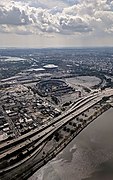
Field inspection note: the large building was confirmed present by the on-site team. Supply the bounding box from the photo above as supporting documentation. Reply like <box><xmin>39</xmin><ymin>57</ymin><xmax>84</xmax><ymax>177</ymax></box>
<box><xmin>43</xmin><ymin>64</ymin><xmax>58</xmax><ymax>72</ymax></box>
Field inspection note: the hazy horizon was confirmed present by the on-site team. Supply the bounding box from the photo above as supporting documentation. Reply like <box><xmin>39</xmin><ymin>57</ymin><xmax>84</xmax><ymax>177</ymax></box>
<box><xmin>0</xmin><ymin>46</ymin><xmax>113</xmax><ymax>49</ymax></box>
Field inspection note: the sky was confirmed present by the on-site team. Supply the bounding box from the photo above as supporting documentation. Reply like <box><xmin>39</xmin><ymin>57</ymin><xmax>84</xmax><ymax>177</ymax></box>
<box><xmin>0</xmin><ymin>0</ymin><xmax>113</xmax><ymax>48</ymax></box>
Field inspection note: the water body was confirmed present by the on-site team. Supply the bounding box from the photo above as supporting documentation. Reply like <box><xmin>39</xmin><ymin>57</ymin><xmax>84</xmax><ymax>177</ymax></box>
<box><xmin>29</xmin><ymin>108</ymin><xmax>113</xmax><ymax>180</ymax></box>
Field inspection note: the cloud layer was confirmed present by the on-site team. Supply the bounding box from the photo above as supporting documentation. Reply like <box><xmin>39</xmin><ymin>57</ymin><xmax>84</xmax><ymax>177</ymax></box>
<box><xmin>0</xmin><ymin>0</ymin><xmax>113</xmax><ymax>37</ymax></box>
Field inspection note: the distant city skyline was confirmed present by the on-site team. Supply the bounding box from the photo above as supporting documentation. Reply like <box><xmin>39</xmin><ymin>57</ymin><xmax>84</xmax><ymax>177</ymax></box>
<box><xmin>1</xmin><ymin>0</ymin><xmax>113</xmax><ymax>48</ymax></box>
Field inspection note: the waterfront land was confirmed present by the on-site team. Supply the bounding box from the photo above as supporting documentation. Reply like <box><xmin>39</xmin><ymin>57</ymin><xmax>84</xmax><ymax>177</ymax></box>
<box><xmin>0</xmin><ymin>48</ymin><xmax>113</xmax><ymax>179</ymax></box>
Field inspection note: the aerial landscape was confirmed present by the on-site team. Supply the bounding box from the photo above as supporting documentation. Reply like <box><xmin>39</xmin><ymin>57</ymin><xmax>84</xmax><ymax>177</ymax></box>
<box><xmin>0</xmin><ymin>47</ymin><xmax>113</xmax><ymax>180</ymax></box>
<box><xmin>1</xmin><ymin>0</ymin><xmax>113</xmax><ymax>180</ymax></box>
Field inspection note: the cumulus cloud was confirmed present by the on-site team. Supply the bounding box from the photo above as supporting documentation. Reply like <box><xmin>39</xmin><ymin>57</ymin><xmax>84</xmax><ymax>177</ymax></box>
<box><xmin>0</xmin><ymin>0</ymin><xmax>113</xmax><ymax>36</ymax></box>
<box><xmin>57</xmin><ymin>0</ymin><xmax>80</xmax><ymax>6</ymax></box>
<box><xmin>0</xmin><ymin>6</ymin><xmax>31</xmax><ymax>25</ymax></box>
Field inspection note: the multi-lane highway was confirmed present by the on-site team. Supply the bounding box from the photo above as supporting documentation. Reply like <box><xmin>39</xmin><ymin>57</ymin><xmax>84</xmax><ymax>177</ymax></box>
<box><xmin>0</xmin><ymin>88</ymin><xmax>113</xmax><ymax>179</ymax></box>
<box><xmin>0</xmin><ymin>92</ymin><xmax>99</xmax><ymax>153</ymax></box>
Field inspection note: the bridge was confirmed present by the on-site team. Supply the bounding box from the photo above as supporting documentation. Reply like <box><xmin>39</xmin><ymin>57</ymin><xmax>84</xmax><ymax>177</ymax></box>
<box><xmin>0</xmin><ymin>88</ymin><xmax>113</xmax><ymax>180</ymax></box>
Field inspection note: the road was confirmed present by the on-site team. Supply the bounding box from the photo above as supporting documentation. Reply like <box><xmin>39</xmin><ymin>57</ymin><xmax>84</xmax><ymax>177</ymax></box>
<box><xmin>0</xmin><ymin>88</ymin><xmax>113</xmax><ymax>179</ymax></box>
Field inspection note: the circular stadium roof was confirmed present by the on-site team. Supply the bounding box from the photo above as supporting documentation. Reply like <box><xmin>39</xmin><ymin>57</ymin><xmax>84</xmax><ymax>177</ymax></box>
<box><xmin>43</xmin><ymin>64</ymin><xmax>58</xmax><ymax>69</ymax></box>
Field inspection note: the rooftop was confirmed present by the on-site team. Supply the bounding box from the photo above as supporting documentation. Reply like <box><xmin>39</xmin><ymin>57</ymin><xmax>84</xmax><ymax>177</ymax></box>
<box><xmin>43</xmin><ymin>64</ymin><xmax>58</xmax><ymax>69</ymax></box>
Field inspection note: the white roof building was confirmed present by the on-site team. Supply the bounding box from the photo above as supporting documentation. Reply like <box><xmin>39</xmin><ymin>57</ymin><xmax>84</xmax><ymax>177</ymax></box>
<box><xmin>43</xmin><ymin>64</ymin><xmax>58</xmax><ymax>69</ymax></box>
